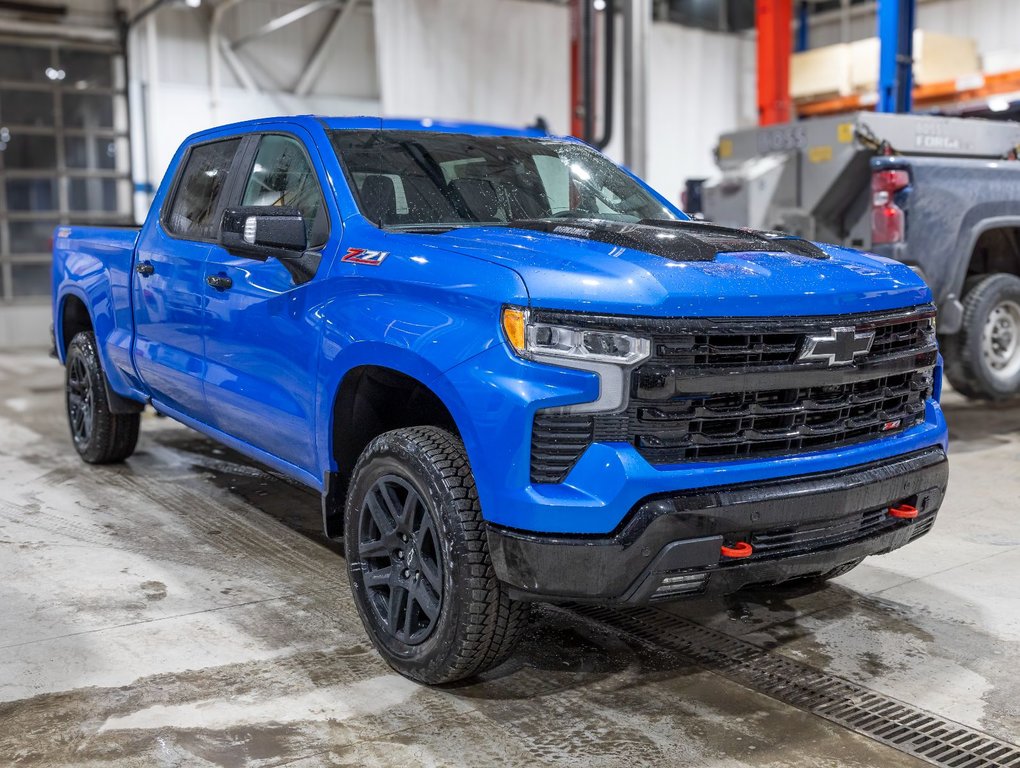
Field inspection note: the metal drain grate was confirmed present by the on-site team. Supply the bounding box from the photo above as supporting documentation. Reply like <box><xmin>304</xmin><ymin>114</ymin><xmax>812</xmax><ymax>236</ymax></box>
<box><xmin>570</xmin><ymin>604</ymin><xmax>1020</xmax><ymax>768</ymax></box>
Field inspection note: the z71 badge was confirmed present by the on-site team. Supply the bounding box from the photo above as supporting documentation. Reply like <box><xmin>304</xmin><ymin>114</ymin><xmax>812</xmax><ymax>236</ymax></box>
<box><xmin>341</xmin><ymin>247</ymin><xmax>390</xmax><ymax>266</ymax></box>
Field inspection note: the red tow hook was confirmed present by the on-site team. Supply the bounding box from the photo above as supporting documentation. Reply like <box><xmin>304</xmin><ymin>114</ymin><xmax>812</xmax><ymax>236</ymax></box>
<box><xmin>889</xmin><ymin>503</ymin><xmax>919</xmax><ymax>520</ymax></box>
<box><xmin>720</xmin><ymin>541</ymin><xmax>753</xmax><ymax>559</ymax></box>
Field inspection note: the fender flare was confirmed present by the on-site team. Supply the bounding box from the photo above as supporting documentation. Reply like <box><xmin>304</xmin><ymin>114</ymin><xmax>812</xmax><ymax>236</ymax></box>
<box><xmin>315</xmin><ymin>342</ymin><xmax>485</xmax><ymax>537</ymax></box>
<box><xmin>56</xmin><ymin>287</ymin><xmax>144</xmax><ymax>415</ymax></box>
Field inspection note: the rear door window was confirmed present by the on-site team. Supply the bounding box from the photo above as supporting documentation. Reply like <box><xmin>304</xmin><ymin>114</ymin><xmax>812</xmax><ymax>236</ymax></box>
<box><xmin>164</xmin><ymin>138</ymin><xmax>241</xmax><ymax>240</ymax></box>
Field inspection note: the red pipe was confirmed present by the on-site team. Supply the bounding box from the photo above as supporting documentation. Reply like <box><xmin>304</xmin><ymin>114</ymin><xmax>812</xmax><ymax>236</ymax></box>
<box><xmin>757</xmin><ymin>0</ymin><xmax>793</xmax><ymax>126</ymax></box>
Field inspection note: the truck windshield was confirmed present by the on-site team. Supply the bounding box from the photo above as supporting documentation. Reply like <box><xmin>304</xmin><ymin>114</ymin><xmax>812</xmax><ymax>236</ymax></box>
<box><xmin>329</xmin><ymin>130</ymin><xmax>678</xmax><ymax>232</ymax></box>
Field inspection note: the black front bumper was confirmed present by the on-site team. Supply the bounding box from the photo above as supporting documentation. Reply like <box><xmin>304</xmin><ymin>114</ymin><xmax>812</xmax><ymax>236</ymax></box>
<box><xmin>487</xmin><ymin>448</ymin><xmax>948</xmax><ymax>604</ymax></box>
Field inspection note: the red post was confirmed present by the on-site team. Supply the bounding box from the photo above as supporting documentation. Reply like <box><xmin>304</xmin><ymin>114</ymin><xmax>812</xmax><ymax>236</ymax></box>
<box><xmin>757</xmin><ymin>0</ymin><xmax>792</xmax><ymax>126</ymax></box>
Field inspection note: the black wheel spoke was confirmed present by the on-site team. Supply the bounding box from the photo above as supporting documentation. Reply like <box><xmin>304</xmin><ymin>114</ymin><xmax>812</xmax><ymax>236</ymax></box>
<box><xmin>419</xmin><ymin>557</ymin><xmax>442</xmax><ymax>593</ymax></box>
<box><xmin>364</xmin><ymin>564</ymin><xmax>396</xmax><ymax>589</ymax></box>
<box><xmin>400</xmin><ymin>489</ymin><xmax>421</xmax><ymax>531</ymax></box>
<box><xmin>379</xmin><ymin>482</ymin><xmax>404</xmax><ymax>525</ymax></box>
<box><xmin>387</xmin><ymin>584</ymin><xmax>409</xmax><ymax>632</ymax></box>
<box><xmin>402</xmin><ymin>591</ymin><xmax>417</xmax><ymax>638</ymax></box>
<box><xmin>365</xmin><ymin>490</ymin><xmax>394</xmax><ymax>534</ymax></box>
<box><xmin>67</xmin><ymin>356</ymin><xmax>95</xmax><ymax>445</ymax></box>
<box><xmin>358</xmin><ymin>535</ymin><xmax>393</xmax><ymax>560</ymax></box>
<box><xmin>413</xmin><ymin>582</ymin><xmax>440</xmax><ymax>621</ymax></box>
<box><xmin>356</xmin><ymin>474</ymin><xmax>444</xmax><ymax>646</ymax></box>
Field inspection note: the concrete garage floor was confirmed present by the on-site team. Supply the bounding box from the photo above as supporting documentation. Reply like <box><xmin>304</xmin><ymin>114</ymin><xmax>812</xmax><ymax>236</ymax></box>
<box><xmin>1</xmin><ymin>353</ymin><xmax>1018</xmax><ymax>768</ymax></box>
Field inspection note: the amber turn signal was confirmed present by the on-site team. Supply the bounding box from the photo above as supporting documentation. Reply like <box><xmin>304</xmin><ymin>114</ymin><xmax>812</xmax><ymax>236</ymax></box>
<box><xmin>501</xmin><ymin>306</ymin><xmax>527</xmax><ymax>354</ymax></box>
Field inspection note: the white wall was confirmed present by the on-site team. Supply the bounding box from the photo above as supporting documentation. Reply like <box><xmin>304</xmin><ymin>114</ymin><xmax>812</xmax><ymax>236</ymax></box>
<box><xmin>131</xmin><ymin>1</ymin><xmax>382</xmax><ymax>196</ymax></box>
<box><xmin>372</xmin><ymin>0</ymin><xmax>570</xmax><ymax>132</ymax></box>
<box><xmin>34</xmin><ymin>0</ymin><xmax>752</xmax><ymax>216</ymax></box>
<box><xmin>372</xmin><ymin>0</ymin><xmax>753</xmax><ymax>207</ymax></box>
<box><xmin>647</xmin><ymin>23</ymin><xmax>754</xmax><ymax>200</ymax></box>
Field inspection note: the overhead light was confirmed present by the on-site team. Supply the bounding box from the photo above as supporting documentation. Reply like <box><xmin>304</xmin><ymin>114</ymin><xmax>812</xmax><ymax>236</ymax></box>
<box><xmin>988</xmin><ymin>97</ymin><xmax>1011</xmax><ymax>113</ymax></box>
<box><xmin>593</xmin><ymin>0</ymin><xmax>606</xmax><ymax>9</ymax></box>
<box><xmin>183</xmin><ymin>0</ymin><xmax>201</xmax><ymax>7</ymax></box>
<box><xmin>44</xmin><ymin>67</ymin><xmax>66</xmax><ymax>81</ymax></box>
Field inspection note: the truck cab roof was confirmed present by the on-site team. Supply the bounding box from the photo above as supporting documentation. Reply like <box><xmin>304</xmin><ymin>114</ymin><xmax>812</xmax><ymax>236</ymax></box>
<box><xmin>185</xmin><ymin>115</ymin><xmax>549</xmax><ymax>145</ymax></box>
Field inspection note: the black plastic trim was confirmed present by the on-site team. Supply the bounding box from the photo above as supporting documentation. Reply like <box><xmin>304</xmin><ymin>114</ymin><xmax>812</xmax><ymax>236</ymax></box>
<box><xmin>489</xmin><ymin>447</ymin><xmax>948</xmax><ymax>603</ymax></box>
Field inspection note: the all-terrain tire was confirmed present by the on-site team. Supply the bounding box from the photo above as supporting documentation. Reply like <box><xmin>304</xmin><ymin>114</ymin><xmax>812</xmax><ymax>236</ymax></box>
<box><xmin>943</xmin><ymin>273</ymin><xmax>1020</xmax><ymax>400</ymax></box>
<box><xmin>65</xmin><ymin>331</ymin><xmax>140</xmax><ymax>464</ymax></box>
<box><xmin>344</xmin><ymin>426</ymin><xmax>529</xmax><ymax>684</ymax></box>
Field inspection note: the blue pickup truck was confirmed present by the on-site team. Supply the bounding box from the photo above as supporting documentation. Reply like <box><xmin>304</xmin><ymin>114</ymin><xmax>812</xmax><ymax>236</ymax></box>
<box><xmin>52</xmin><ymin>116</ymin><xmax>949</xmax><ymax>684</ymax></box>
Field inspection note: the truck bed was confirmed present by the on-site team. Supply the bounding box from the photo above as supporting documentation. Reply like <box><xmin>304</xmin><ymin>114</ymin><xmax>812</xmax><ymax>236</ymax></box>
<box><xmin>52</xmin><ymin>225</ymin><xmax>142</xmax><ymax>399</ymax></box>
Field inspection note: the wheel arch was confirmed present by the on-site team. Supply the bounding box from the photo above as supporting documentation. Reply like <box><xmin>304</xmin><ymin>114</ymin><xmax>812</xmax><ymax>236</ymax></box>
<box><xmin>954</xmin><ymin>217</ymin><xmax>1020</xmax><ymax>296</ymax></box>
<box><xmin>318</xmin><ymin>348</ymin><xmax>480</xmax><ymax>538</ymax></box>
<box><xmin>56</xmin><ymin>289</ymin><xmax>95</xmax><ymax>363</ymax></box>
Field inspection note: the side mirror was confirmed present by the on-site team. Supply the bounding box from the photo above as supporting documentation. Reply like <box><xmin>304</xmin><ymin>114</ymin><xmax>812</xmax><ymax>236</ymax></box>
<box><xmin>220</xmin><ymin>206</ymin><xmax>307</xmax><ymax>260</ymax></box>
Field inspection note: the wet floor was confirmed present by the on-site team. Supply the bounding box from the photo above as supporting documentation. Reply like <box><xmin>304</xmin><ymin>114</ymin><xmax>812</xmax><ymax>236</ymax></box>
<box><xmin>1</xmin><ymin>352</ymin><xmax>1018</xmax><ymax>767</ymax></box>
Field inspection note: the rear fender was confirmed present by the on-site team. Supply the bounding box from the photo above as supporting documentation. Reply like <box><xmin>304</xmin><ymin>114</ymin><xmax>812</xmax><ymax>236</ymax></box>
<box><xmin>55</xmin><ymin>287</ymin><xmax>144</xmax><ymax>414</ymax></box>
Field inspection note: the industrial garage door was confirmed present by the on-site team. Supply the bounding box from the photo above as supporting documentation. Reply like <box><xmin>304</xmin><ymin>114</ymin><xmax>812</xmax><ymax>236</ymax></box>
<box><xmin>0</xmin><ymin>37</ymin><xmax>131</xmax><ymax>345</ymax></box>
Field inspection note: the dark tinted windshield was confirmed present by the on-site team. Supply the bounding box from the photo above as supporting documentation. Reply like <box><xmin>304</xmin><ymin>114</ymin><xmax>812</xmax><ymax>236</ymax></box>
<box><xmin>329</xmin><ymin>130</ymin><xmax>678</xmax><ymax>230</ymax></box>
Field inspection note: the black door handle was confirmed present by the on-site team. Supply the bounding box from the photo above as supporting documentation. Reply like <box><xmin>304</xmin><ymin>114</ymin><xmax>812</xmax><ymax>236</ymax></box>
<box><xmin>206</xmin><ymin>274</ymin><xmax>233</xmax><ymax>290</ymax></box>
<box><xmin>135</xmin><ymin>261</ymin><xmax>155</xmax><ymax>277</ymax></box>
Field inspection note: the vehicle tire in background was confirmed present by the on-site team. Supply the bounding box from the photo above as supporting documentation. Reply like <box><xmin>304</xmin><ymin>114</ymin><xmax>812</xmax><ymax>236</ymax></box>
<box><xmin>944</xmin><ymin>273</ymin><xmax>1020</xmax><ymax>400</ymax></box>
<box><xmin>344</xmin><ymin>426</ymin><xmax>529</xmax><ymax>685</ymax></box>
<box><xmin>65</xmin><ymin>331</ymin><xmax>140</xmax><ymax>464</ymax></box>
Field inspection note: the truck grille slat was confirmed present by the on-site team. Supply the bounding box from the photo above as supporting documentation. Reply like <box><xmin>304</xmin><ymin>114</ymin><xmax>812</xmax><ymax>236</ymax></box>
<box><xmin>530</xmin><ymin>305</ymin><xmax>937</xmax><ymax>483</ymax></box>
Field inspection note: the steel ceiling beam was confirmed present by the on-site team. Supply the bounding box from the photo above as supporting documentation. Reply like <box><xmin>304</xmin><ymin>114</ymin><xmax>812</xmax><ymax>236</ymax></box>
<box><xmin>230</xmin><ymin>0</ymin><xmax>341</xmax><ymax>50</ymax></box>
<box><xmin>292</xmin><ymin>0</ymin><xmax>360</xmax><ymax>96</ymax></box>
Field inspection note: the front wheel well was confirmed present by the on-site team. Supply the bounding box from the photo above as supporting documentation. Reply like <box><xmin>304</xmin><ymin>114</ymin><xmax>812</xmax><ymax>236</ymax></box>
<box><xmin>324</xmin><ymin>365</ymin><xmax>460</xmax><ymax>536</ymax></box>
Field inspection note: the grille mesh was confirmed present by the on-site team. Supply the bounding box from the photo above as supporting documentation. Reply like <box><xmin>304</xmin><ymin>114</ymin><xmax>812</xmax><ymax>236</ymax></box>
<box><xmin>630</xmin><ymin>370</ymin><xmax>932</xmax><ymax>463</ymax></box>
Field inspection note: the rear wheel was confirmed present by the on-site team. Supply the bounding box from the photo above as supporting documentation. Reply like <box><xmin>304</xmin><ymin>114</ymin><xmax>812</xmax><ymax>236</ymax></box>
<box><xmin>65</xmin><ymin>331</ymin><xmax>140</xmax><ymax>464</ymax></box>
<box><xmin>944</xmin><ymin>273</ymin><xmax>1020</xmax><ymax>400</ymax></box>
<box><xmin>344</xmin><ymin>426</ymin><xmax>529</xmax><ymax>684</ymax></box>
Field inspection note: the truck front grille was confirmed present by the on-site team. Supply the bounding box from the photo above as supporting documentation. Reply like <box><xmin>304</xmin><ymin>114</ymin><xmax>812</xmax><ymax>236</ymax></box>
<box><xmin>628</xmin><ymin>370</ymin><xmax>931</xmax><ymax>463</ymax></box>
<box><xmin>530</xmin><ymin>305</ymin><xmax>937</xmax><ymax>483</ymax></box>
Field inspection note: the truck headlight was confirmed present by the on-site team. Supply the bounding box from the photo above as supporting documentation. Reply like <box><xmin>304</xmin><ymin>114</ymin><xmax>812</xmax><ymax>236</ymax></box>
<box><xmin>501</xmin><ymin>306</ymin><xmax>651</xmax><ymax>413</ymax></box>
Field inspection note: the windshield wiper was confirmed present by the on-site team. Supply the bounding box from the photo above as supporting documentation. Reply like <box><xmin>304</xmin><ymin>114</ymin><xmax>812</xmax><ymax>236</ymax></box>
<box><xmin>386</xmin><ymin>224</ymin><xmax>458</xmax><ymax>234</ymax></box>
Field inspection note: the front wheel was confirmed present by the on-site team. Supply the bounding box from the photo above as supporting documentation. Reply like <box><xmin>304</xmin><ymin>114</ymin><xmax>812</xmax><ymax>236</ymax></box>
<box><xmin>65</xmin><ymin>331</ymin><xmax>140</xmax><ymax>464</ymax></box>
<box><xmin>944</xmin><ymin>273</ymin><xmax>1020</xmax><ymax>400</ymax></box>
<box><xmin>344</xmin><ymin>426</ymin><xmax>529</xmax><ymax>685</ymax></box>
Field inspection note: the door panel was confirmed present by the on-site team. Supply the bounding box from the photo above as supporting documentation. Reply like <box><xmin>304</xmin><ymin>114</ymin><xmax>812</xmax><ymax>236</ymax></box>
<box><xmin>132</xmin><ymin>228</ymin><xmax>211</xmax><ymax>415</ymax></box>
<box><xmin>203</xmin><ymin>252</ymin><xmax>321</xmax><ymax>470</ymax></box>
<box><xmin>132</xmin><ymin>137</ymin><xmax>242</xmax><ymax>418</ymax></box>
<box><xmin>202</xmin><ymin>132</ymin><xmax>330</xmax><ymax>474</ymax></box>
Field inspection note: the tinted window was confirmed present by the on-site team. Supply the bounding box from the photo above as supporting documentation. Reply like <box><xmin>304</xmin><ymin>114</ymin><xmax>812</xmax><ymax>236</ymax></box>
<box><xmin>329</xmin><ymin>130</ymin><xmax>676</xmax><ymax>230</ymax></box>
<box><xmin>165</xmin><ymin>138</ymin><xmax>241</xmax><ymax>240</ymax></box>
<box><xmin>242</xmin><ymin>134</ymin><xmax>327</xmax><ymax>247</ymax></box>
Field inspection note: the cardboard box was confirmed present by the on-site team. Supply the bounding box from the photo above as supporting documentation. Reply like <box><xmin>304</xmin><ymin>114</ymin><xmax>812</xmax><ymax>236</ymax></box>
<box><xmin>849</xmin><ymin>31</ymin><xmax>980</xmax><ymax>91</ymax></box>
<box><xmin>791</xmin><ymin>43</ymin><xmax>852</xmax><ymax>101</ymax></box>
<box><xmin>795</xmin><ymin>30</ymin><xmax>981</xmax><ymax>102</ymax></box>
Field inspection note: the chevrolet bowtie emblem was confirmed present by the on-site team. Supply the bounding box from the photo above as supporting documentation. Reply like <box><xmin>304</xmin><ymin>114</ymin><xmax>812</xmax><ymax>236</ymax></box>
<box><xmin>798</xmin><ymin>327</ymin><xmax>875</xmax><ymax>366</ymax></box>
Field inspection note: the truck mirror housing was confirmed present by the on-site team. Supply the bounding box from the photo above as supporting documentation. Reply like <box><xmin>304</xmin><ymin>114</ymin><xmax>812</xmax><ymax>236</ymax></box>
<box><xmin>220</xmin><ymin>206</ymin><xmax>307</xmax><ymax>260</ymax></box>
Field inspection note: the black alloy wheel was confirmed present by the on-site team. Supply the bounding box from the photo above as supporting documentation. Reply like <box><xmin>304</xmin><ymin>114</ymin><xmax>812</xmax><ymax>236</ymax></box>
<box><xmin>66</xmin><ymin>354</ymin><xmax>94</xmax><ymax>448</ymax></box>
<box><xmin>63</xmin><ymin>331</ymin><xmax>140</xmax><ymax>464</ymax></box>
<box><xmin>357</xmin><ymin>475</ymin><xmax>444</xmax><ymax>646</ymax></box>
<box><xmin>343</xmin><ymin>427</ymin><xmax>529</xmax><ymax>684</ymax></box>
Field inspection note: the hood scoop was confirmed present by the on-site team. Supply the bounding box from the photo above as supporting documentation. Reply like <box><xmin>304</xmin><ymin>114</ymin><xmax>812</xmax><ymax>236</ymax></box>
<box><xmin>506</xmin><ymin>218</ymin><xmax>829</xmax><ymax>262</ymax></box>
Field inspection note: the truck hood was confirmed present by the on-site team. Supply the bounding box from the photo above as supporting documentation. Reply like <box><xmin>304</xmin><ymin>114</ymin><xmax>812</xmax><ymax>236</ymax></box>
<box><xmin>429</xmin><ymin>219</ymin><xmax>930</xmax><ymax>317</ymax></box>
